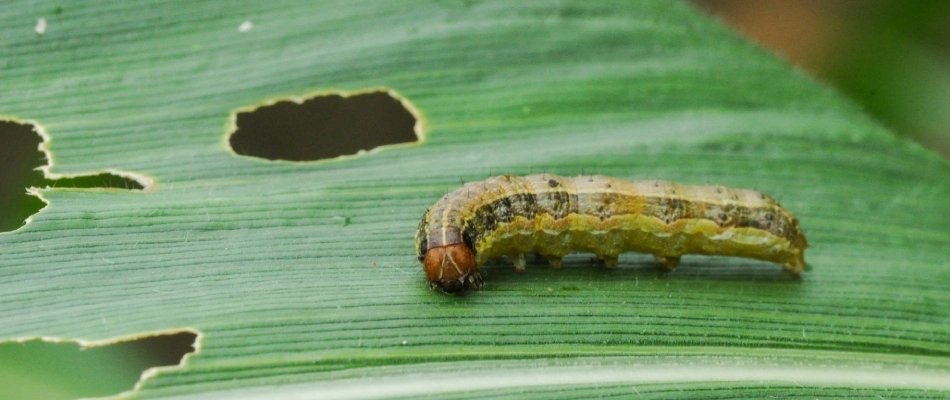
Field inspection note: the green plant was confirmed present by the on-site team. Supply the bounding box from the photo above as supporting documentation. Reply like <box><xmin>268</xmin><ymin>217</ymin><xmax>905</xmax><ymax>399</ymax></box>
<box><xmin>1</xmin><ymin>1</ymin><xmax>947</xmax><ymax>398</ymax></box>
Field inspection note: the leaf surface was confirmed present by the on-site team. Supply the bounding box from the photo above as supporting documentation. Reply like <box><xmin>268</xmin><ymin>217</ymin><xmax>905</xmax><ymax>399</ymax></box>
<box><xmin>1</xmin><ymin>1</ymin><xmax>948</xmax><ymax>398</ymax></box>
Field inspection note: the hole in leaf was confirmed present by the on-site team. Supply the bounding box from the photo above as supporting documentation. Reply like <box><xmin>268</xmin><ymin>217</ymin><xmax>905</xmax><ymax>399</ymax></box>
<box><xmin>48</xmin><ymin>173</ymin><xmax>146</xmax><ymax>191</ymax></box>
<box><xmin>0</xmin><ymin>331</ymin><xmax>198</xmax><ymax>400</ymax></box>
<box><xmin>0</xmin><ymin>120</ymin><xmax>147</xmax><ymax>232</ymax></box>
<box><xmin>228</xmin><ymin>89</ymin><xmax>422</xmax><ymax>161</ymax></box>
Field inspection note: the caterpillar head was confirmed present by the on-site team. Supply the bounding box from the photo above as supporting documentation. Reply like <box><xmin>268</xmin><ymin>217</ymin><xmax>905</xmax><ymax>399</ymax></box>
<box><xmin>421</xmin><ymin>243</ymin><xmax>481</xmax><ymax>295</ymax></box>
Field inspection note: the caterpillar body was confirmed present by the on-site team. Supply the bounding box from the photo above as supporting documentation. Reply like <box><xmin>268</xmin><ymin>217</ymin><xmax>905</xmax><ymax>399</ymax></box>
<box><xmin>416</xmin><ymin>174</ymin><xmax>808</xmax><ymax>294</ymax></box>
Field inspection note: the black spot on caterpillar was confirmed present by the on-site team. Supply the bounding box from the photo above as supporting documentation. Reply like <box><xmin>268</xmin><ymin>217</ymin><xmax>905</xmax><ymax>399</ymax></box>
<box><xmin>416</xmin><ymin>174</ymin><xmax>808</xmax><ymax>295</ymax></box>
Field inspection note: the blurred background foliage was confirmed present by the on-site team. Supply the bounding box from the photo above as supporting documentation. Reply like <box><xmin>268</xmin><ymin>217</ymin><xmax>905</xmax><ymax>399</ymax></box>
<box><xmin>694</xmin><ymin>0</ymin><xmax>950</xmax><ymax>157</ymax></box>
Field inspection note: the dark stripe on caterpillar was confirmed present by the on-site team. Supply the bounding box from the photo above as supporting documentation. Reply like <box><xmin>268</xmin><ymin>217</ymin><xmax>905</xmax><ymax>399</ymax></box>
<box><xmin>416</xmin><ymin>174</ymin><xmax>808</xmax><ymax>295</ymax></box>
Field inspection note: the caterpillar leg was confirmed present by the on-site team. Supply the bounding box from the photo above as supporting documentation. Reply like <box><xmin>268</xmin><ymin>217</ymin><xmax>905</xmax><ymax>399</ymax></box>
<box><xmin>599</xmin><ymin>255</ymin><xmax>619</xmax><ymax>269</ymax></box>
<box><xmin>547</xmin><ymin>256</ymin><xmax>563</xmax><ymax>270</ymax></box>
<box><xmin>783</xmin><ymin>262</ymin><xmax>805</xmax><ymax>277</ymax></box>
<box><xmin>513</xmin><ymin>253</ymin><xmax>527</xmax><ymax>273</ymax></box>
<box><xmin>654</xmin><ymin>255</ymin><xmax>681</xmax><ymax>271</ymax></box>
<box><xmin>782</xmin><ymin>254</ymin><xmax>806</xmax><ymax>277</ymax></box>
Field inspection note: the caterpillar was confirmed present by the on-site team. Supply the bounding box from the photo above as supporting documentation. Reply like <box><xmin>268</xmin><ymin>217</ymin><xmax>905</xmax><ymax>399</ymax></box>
<box><xmin>415</xmin><ymin>174</ymin><xmax>808</xmax><ymax>295</ymax></box>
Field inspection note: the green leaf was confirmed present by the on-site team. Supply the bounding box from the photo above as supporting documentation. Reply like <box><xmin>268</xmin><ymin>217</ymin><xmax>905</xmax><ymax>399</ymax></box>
<box><xmin>1</xmin><ymin>1</ymin><xmax>948</xmax><ymax>398</ymax></box>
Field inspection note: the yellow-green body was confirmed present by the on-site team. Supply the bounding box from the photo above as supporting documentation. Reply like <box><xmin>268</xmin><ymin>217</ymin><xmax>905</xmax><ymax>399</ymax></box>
<box><xmin>416</xmin><ymin>174</ymin><xmax>807</xmax><ymax>292</ymax></box>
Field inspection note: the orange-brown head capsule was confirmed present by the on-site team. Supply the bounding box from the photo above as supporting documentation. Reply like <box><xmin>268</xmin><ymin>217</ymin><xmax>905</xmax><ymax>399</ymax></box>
<box><xmin>422</xmin><ymin>243</ymin><xmax>481</xmax><ymax>295</ymax></box>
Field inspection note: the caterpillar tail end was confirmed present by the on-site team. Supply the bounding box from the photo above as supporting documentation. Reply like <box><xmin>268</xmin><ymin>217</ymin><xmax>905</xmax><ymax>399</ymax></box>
<box><xmin>423</xmin><ymin>243</ymin><xmax>481</xmax><ymax>295</ymax></box>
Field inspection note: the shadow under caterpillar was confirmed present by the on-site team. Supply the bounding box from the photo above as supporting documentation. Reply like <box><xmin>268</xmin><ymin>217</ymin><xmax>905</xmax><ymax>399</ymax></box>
<box><xmin>416</xmin><ymin>174</ymin><xmax>807</xmax><ymax>295</ymax></box>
